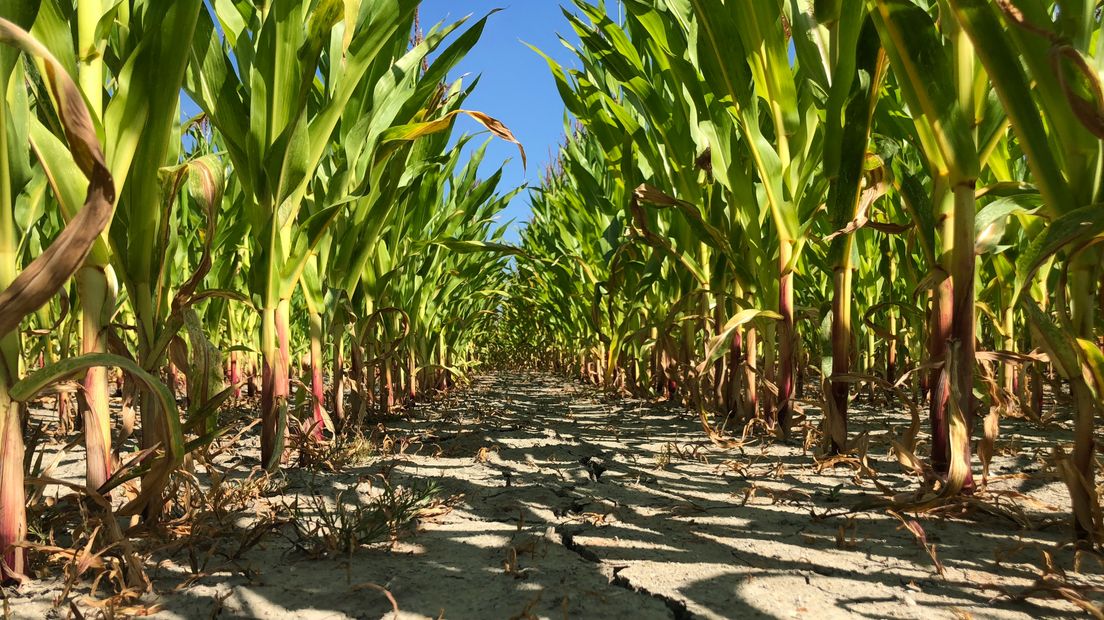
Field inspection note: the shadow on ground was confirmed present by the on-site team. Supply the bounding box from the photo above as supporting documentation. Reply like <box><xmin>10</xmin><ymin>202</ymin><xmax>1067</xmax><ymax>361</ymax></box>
<box><xmin>11</xmin><ymin>373</ymin><xmax>1102</xmax><ymax>619</ymax></box>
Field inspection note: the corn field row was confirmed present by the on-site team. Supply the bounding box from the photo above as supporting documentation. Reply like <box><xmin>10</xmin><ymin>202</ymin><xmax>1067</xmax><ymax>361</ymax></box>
<box><xmin>0</xmin><ymin>0</ymin><xmax>525</xmax><ymax>583</ymax></box>
<box><xmin>492</xmin><ymin>0</ymin><xmax>1104</xmax><ymax>548</ymax></box>
<box><xmin>0</xmin><ymin>0</ymin><xmax>1103</xmax><ymax>599</ymax></box>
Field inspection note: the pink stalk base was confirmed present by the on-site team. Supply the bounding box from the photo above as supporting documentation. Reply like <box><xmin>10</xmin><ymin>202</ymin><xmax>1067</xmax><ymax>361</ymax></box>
<box><xmin>0</xmin><ymin>402</ymin><xmax>26</xmax><ymax>583</ymax></box>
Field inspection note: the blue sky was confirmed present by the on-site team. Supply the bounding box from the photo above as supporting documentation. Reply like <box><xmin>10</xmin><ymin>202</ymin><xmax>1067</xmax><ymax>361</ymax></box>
<box><xmin>419</xmin><ymin>1</ymin><xmax>583</xmax><ymax>242</ymax></box>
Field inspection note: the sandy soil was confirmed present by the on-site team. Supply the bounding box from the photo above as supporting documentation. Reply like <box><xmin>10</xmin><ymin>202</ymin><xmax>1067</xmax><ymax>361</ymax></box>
<box><xmin>5</xmin><ymin>373</ymin><xmax>1103</xmax><ymax>619</ymax></box>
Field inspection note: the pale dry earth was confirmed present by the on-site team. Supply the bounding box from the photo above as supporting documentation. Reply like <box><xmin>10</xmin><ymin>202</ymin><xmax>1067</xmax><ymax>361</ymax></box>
<box><xmin>5</xmin><ymin>372</ymin><xmax>1103</xmax><ymax>619</ymax></box>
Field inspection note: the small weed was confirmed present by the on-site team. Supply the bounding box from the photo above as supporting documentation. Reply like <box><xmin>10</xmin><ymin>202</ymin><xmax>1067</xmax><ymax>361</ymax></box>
<box><xmin>295</xmin><ymin>429</ymin><xmax>378</xmax><ymax>472</ymax></box>
<box><xmin>475</xmin><ymin>446</ymin><xmax>497</xmax><ymax>464</ymax></box>
<box><xmin>654</xmin><ymin>444</ymin><xmax>673</xmax><ymax>470</ymax></box>
<box><xmin>287</xmin><ymin>479</ymin><xmax>441</xmax><ymax>556</ymax></box>
<box><xmin>655</xmin><ymin>442</ymin><xmax>708</xmax><ymax>470</ymax></box>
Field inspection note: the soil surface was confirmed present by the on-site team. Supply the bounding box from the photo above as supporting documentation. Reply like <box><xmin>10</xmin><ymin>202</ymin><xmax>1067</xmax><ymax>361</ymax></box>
<box><xmin>6</xmin><ymin>373</ymin><xmax>1103</xmax><ymax>619</ymax></box>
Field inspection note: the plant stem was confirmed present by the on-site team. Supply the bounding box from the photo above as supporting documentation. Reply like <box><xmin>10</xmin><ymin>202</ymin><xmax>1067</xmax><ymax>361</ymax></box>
<box><xmin>261</xmin><ymin>299</ymin><xmax>291</xmax><ymax>471</ymax></box>
<box><xmin>0</xmin><ymin>82</ymin><xmax>24</xmax><ymax>583</ymax></box>
<box><xmin>308</xmin><ymin>308</ymin><xmax>325</xmax><ymax>440</ymax></box>
<box><xmin>776</xmin><ymin>241</ymin><xmax>795</xmax><ymax>434</ymax></box>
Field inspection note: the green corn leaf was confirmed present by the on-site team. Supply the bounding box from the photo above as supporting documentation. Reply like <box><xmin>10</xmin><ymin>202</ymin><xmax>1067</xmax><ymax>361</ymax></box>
<box><xmin>1021</xmin><ymin>296</ymin><xmax>1081</xmax><ymax>380</ymax></box>
<box><xmin>1014</xmin><ymin>204</ymin><xmax>1104</xmax><ymax>302</ymax></box>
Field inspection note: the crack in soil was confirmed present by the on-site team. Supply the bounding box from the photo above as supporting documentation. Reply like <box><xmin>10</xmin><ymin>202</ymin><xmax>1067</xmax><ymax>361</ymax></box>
<box><xmin>612</xmin><ymin>566</ymin><xmax>694</xmax><ymax>620</ymax></box>
<box><xmin>555</xmin><ymin>525</ymin><xmax>695</xmax><ymax>619</ymax></box>
<box><xmin>554</xmin><ymin>526</ymin><xmax>603</xmax><ymax>563</ymax></box>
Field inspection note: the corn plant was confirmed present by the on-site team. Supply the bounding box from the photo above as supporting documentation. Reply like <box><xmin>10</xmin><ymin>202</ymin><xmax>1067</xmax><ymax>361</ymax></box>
<box><xmin>0</xmin><ymin>0</ymin><xmax>524</xmax><ymax>586</ymax></box>
<box><xmin>0</xmin><ymin>12</ymin><xmax>155</xmax><ymax>582</ymax></box>
<box><xmin>2</xmin><ymin>0</ymin><xmax>1102</xmax><ymax>593</ymax></box>
<box><xmin>184</xmin><ymin>0</ymin><xmax>427</xmax><ymax>470</ymax></box>
<box><xmin>505</xmin><ymin>0</ymin><xmax>1104</xmax><ymax>548</ymax></box>
<box><xmin>946</xmin><ymin>0</ymin><xmax>1104</xmax><ymax>543</ymax></box>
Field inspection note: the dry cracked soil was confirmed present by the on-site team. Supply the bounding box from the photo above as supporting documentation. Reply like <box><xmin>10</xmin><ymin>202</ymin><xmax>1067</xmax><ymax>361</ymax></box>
<box><xmin>6</xmin><ymin>372</ymin><xmax>1104</xmax><ymax>619</ymax></box>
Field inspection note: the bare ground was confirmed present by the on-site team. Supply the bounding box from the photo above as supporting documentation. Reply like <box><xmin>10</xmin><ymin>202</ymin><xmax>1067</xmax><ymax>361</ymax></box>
<box><xmin>5</xmin><ymin>372</ymin><xmax>1104</xmax><ymax>619</ymax></box>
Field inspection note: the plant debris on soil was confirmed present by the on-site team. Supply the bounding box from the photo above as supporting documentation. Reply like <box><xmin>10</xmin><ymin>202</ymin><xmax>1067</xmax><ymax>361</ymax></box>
<box><xmin>6</xmin><ymin>373</ymin><xmax>1104</xmax><ymax>619</ymax></box>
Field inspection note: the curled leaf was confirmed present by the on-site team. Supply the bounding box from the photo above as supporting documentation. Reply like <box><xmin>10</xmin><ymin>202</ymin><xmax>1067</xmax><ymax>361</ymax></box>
<box><xmin>381</xmin><ymin>109</ymin><xmax>526</xmax><ymax>169</ymax></box>
<box><xmin>0</xmin><ymin>18</ymin><xmax>115</xmax><ymax>339</ymax></box>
